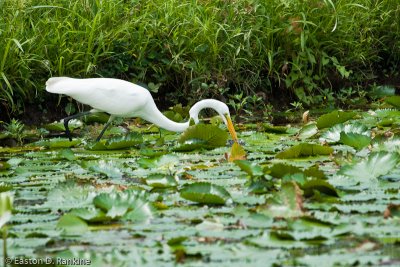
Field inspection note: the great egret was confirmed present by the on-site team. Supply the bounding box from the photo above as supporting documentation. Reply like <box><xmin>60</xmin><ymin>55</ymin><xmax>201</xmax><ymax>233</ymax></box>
<box><xmin>46</xmin><ymin>77</ymin><xmax>238</xmax><ymax>142</ymax></box>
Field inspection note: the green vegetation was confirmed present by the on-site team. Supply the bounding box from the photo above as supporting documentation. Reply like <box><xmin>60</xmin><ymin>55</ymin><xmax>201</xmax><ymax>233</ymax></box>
<box><xmin>0</xmin><ymin>105</ymin><xmax>400</xmax><ymax>265</ymax></box>
<box><xmin>1</xmin><ymin>0</ymin><xmax>399</xmax><ymax>117</ymax></box>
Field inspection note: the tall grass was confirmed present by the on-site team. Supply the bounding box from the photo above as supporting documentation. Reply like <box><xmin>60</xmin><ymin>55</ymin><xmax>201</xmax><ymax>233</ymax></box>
<box><xmin>0</xmin><ymin>0</ymin><xmax>399</xmax><ymax>116</ymax></box>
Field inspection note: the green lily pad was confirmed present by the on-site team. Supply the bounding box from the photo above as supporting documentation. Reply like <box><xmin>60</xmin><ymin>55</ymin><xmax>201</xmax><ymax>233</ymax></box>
<box><xmin>139</xmin><ymin>148</ymin><xmax>168</xmax><ymax>157</ymax></box>
<box><xmin>262</xmin><ymin>181</ymin><xmax>304</xmax><ymax>218</ymax></box>
<box><xmin>93</xmin><ymin>190</ymin><xmax>152</xmax><ymax>222</ymax></box>
<box><xmin>268</xmin><ymin>163</ymin><xmax>302</xmax><ymax>178</ymax></box>
<box><xmin>180</xmin><ymin>182</ymin><xmax>231</xmax><ymax>205</ymax></box>
<box><xmin>302</xmin><ymin>179</ymin><xmax>338</xmax><ymax>197</ymax></box>
<box><xmin>86</xmin><ymin>132</ymin><xmax>143</xmax><ymax>150</ymax></box>
<box><xmin>35</xmin><ymin>138</ymin><xmax>81</xmax><ymax>148</ymax></box>
<box><xmin>297</xmin><ymin>123</ymin><xmax>318</xmax><ymax>139</ymax></box>
<box><xmin>138</xmin><ymin>154</ymin><xmax>179</xmax><ymax>171</ymax></box>
<box><xmin>320</xmin><ymin>123</ymin><xmax>369</xmax><ymax>143</ymax></box>
<box><xmin>338</xmin><ymin>151</ymin><xmax>400</xmax><ymax>183</ymax></box>
<box><xmin>70</xmin><ymin>207</ymin><xmax>108</xmax><ymax>222</ymax></box>
<box><xmin>385</xmin><ymin>96</ymin><xmax>400</xmax><ymax>109</ymax></box>
<box><xmin>58</xmin><ymin>148</ymin><xmax>76</xmax><ymax>161</ymax></box>
<box><xmin>176</xmin><ymin>124</ymin><xmax>228</xmax><ymax>151</ymax></box>
<box><xmin>276</xmin><ymin>143</ymin><xmax>333</xmax><ymax>159</ymax></box>
<box><xmin>316</xmin><ymin>110</ymin><xmax>356</xmax><ymax>129</ymax></box>
<box><xmin>82</xmin><ymin>112</ymin><xmax>110</xmax><ymax>123</ymax></box>
<box><xmin>44</xmin><ymin>119</ymin><xmax>83</xmax><ymax>132</ymax></box>
<box><xmin>81</xmin><ymin>160</ymin><xmax>123</xmax><ymax>179</ymax></box>
<box><xmin>339</xmin><ymin>132</ymin><xmax>371</xmax><ymax>150</ymax></box>
<box><xmin>146</xmin><ymin>173</ymin><xmax>178</xmax><ymax>188</ymax></box>
<box><xmin>234</xmin><ymin>160</ymin><xmax>264</xmax><ymax>177</ymax></box>
<box><xmin>0</xmin><ymin>161</ymin><xmax>11</xmax><ymax>171</ymax></box>
<box><xmin>57</xmin><ymin>214</ymin><xmax>89</xmax><ymax>235</ymax></box>
<box><xmin>261</xmin><ymin>124</ymin><xmax>288</xmax><ymax>133</ymax></box>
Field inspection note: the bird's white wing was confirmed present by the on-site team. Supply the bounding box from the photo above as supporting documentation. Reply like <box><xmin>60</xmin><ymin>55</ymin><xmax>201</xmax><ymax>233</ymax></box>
<box><xmin>46</xmin><ymin>78</ymin><xmax>150</xmax><ymax>116</ymax></box>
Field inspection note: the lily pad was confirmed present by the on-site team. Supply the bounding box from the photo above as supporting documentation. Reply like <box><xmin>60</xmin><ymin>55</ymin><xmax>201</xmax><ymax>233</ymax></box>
<box><xmin>81</xmin><ymin>160</ymin><xmax>123</xmax><ymax>179</ymax></box>
<box><xmin>0</xmin><ymin>161</ymin><xmax>11</xmax><ymax>171</ymax></box>
<box><xmin>180</xmin><ymin>182</ymin><xmax>231</xmax><ymax>205</ymax></box>
<box><xmin>57</xmin><ymin>214</ymin><xmax>89</xmax><ymax>235</ymax></box>
<box><xmin>146</xmin><ymin>173</ymin><xmax>178</xmax><ymax>188</ymax></box>
<box><xmin>44</xmin><ymin>119</ymin><xmax>83</xmax><ymax>132</ymax></box>
<box><xmin>86</xmin><ymin>132</ymin><xmax>143</xmax><ymax>150</ymax></box>
<box><xmin>302</xmin><ymin>179</ymin><xmax>339</xmax><ymax>197</ymax></box>
<box><xmin>316</xmin><ymin>110</ymin><xmax>356</xmax><ymax>129</ymax></box>
<box><xmin>70</xmin><ymin>207</ymin><xmax>108</xmax><ymax>222</ymax></box>
<box><xmin>262</xmin><ymin>181</ymin><xmax>304</xmax><ymax>218</ymax></box>
<box><xmin>320</xmin><ymin>123</ymin><xmax>370</xmax><ymax>143</ymax></box>
<box><xmin>82</xmin><ymin>112</ymin><xmax>110</xmax><ymax>123</ymax></box>
<box><xmin>297</xmin><ymin>123</ymin><xmax>318</xmax><ymax>139</ymax></box>
<box><xmin>234</xmin><ymin>160</ymin><xmax>264</xmax><ymax>177</ymax></box>
<box><xmin>93</xmin><ymin>190</ymin><xmax>152</xmax><ymax>222</ymax></box>
<box><xmin>385</xmin><ymin>96</ymin><xmax>400</xmax><ymax>109</ymax></box>
<box><xmin>276</xmin><ymin>143</ymin><xmax>333</xmax><ymax>159</ymax></box>
<box><xmin>176</xmin><ymin>124</ymin><xmax>228</xmax><ymax>151</ymax></box>
<box><xmin>261</xmin><ymin>124</ymin><xmax>288</xmax><ymax>133</ymax></box>
<box><xmin>35</xmin><ymin>138</ymin><xmax>81</xmax><ymax>148</ymax></box>
<box><xmin>338</xmin><ymin>151</ymin><xmax>400</xmax><ymax>182</ymax></box>
<box><xmin>339</xmin><ymin>132</ymin><xmax>371</xmax><ymax>150</ymax></box>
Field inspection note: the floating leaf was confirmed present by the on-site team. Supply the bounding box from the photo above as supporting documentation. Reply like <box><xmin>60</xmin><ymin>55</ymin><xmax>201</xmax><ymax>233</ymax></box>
<box><xmin>82</xmin><ymin>112</ymin><xmax>110</xmax><ymax>123</ymax></box>
<box><xmin>58</xmin><ymin>148</ymin><xmax>76</xmax><ymax>161</ymax></box>
<box><xmin>86</xmin><ymin>133</ymin><xmax>143</xmax><ymax>150</ymax></box>
<box><xmin>228</xmin><ymin>142</ymin><xmax>247</xmax><ymax>161</ymax></box>
<box><xmin>339</xmin><ymin>132</ymin><xmax>371</xmax><ymax>150</ymax></box>
<box><xmin>176</xmin><ymin>124</ymin><xmax>228</xmax><ymax>151</ymax></box>
<box><xmin>385</xmin><ymin>96</ymin><xmax>400</xmax><ymax>109</ymax></box>
<box><xmin>338</xmin><ymin>151</ymin><xmax>400</xmax><ymax>182</ymax></box>
<box><xmin>146</xmin><ymin>173</ymin><xmax>178</xmax><ymax>188</ymax></box>
<box><xmin>81</xmin><ymin>160</ymin><xmax>123</xmax><ymax>179</ymax></box>
<box><xmin>104</xmin><ymin>132</ymin><xmax>143</xmax><ymax>149</ymax></box>
<box><xmin>234</xmin><ymin>160</ymin><xmax>264</xmax><ymax>177</ymax></box>
<box><xmin>180</xmin><ymin>182</ymin><xmax>231</xmax><ymax>205</ymax></box>
<box><xmin>0</xmin><ymin>161</ymin><xmax>11</xmax><ymax>171</ymax></box>
<box><xmin>269</xmin><ymin>163</ymin><xmax>302</xmax><ymax>178</ymax></box>
<box><xmin>262</xmin><ymin>181</ymin><xmax>304</xmax><ymax>218</ymax></box>
<box><xmin>316</xmin><ymin>110</ymin><xmax>356</xmax><ymax>129</ymax></box>
<box><xmin>70</xmin><ymin>207</ymin><xmax>108</xmax><ymax>222</ymax></box>
<box><xmin>93</xmin><ymin>190</ymin><xmax>152</xmax><ymax>223</ymax></box>
<box><xmin>139</xmin><ymin>148</ymin><xmax>167</xmax><ymax>157</ymax></box>
<box><xmin>297</xmin><ymin>123</ymin><xmax>318</xmax><ymax>139</ymax></box>
<box><xmin>35</xmin><ymin>138</ymin><xmax>81</xmax><ymax>148</ymax></box>
<box><xmin>302</xmin><ymin>179</ymin><xmax>338</xmax><ymax>197</ymax></box>
<box><xmin>44</xmin><ymin>119</ymin><xmax>82</xmax><ymax>131</ymax></box>
<box><xmin>261</xmin><ymin>124</ymin><xmax>288</xmax><ymax>133</ymax></box>
<box><xmin>57</xmin><ymin>214</ymin><xmax>88</xmax><ymax>235</ymax></box>
<box><xmin>320</xmin><ymin>123</ymin><xmax>369</xmax><ymax>143</ymax></box>
<box><xmin>276</xmin><ymin>143</ymin><xmax>333</xmax><ymax>159</ymax></box>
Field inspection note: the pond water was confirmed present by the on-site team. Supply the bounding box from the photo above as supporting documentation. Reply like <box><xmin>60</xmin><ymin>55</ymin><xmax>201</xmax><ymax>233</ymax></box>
<box><xmin>0</xmin><ymin>109</ymin><xmax>400</xmax><ymax>266</ymax></box>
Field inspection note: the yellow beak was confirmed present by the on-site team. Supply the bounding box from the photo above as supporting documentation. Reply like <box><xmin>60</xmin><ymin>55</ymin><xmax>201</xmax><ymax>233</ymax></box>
<box><xmin>225</xmin><ymin>115</ymin><xmax>238</xmax><ymax>143</ymax></box>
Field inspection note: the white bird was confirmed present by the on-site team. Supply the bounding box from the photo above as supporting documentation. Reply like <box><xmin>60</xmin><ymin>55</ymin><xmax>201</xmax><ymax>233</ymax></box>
<box><xmin>46</xmin><ymin>77</ymin><xmax>238</xmax><ymax>142</ymax></box>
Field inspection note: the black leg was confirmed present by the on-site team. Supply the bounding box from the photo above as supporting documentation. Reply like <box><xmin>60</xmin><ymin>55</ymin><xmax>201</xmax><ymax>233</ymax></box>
<box><xmin>62</xmin><ymin>111</ymin><xmax>92</xmax><ymax>141</ymax></box>
<box><xmin>95</xmin><ymin>115</ymin><xmax>115</xmax><ymax>141</ymax></box>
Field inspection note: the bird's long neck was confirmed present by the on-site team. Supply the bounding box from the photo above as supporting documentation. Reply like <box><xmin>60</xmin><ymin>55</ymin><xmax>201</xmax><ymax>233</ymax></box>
<box><xmin>140</xmin><ymin>100</ymin><xmax>189</xmax><ymax>132</ymax></box>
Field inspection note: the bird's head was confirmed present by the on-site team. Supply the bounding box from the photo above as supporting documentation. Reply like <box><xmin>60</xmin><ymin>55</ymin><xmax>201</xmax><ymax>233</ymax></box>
<box><xmin>189</xmin><ymin>99</ymin><xmax>238</xmax><ymax>143</ymax></box>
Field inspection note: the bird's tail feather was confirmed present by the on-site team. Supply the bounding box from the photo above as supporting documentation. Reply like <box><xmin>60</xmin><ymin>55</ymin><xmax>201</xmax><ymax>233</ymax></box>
<box><xmin>45</xmin><ymin>77</ymin><xmax>71</xmax><ymax>93</ymax></box>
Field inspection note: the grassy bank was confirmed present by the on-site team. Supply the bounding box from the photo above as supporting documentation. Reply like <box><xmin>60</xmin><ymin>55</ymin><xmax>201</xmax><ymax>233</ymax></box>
<box><xmin>1</xmin><ymin>0</ymin><xmax>399</xmax><ymax>118</ymax></box>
